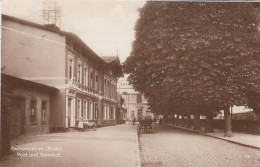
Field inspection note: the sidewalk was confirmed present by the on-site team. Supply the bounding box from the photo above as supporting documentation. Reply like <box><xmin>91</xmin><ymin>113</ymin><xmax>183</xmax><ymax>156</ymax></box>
<box><xmin>1</xmin><ymin>124</ymin><xmax>140</xmax><ymax>167</ymax></box>
<box><xmin>164</xmin><ymin>123</ymin><xmax>260</xmax><ymax>150</ymax></box>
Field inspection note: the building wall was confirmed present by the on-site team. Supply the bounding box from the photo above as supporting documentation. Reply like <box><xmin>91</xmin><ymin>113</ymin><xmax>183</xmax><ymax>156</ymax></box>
<box><xmin>50</xmin><ymin>88</ymin><xmax>66</xmax><ymax>131</ymax></box>
<box><xmin>9</xmin><ymin>87</ymin><xmax>52</xmax><ymax>136</ymax></box>
<box><xmin>2</xmin><ymin>19</ymin><xmax>66</xmax><ymax>87</ymax></box>
<box><xmin>64</xmin><ymin>44</ymin><xmax>118</xmax><ymax>97</ymax></box>
<box><xmin>61</xmin><ymin>90</ymin><xmax>118</xmax><ymax>128</ymax></box>
<box><xmin>64</xmin><ymin>42</ymin><xmax>118</xmax><ymax>127</ymax></box>
<box><xmin>126</xmin><ymin>100</ymin><xmax>150</xmax><ymax>121</ymax></box>
<box><xmin>100</xmin><ymin>99</ymin><xmax>117</xmax><ymax>125</ymax></box>
<box><xmin>75</xmin><ymin>91</ymin><xmax>100</xmax><ymax>124</ymax></box>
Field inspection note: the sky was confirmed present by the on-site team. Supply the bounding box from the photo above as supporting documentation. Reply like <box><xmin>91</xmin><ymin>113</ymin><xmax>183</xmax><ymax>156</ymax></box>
<box><xmin>1</xmin><ymin>0</ymin><xmax>146</xmax><ymax>63</ymax></box>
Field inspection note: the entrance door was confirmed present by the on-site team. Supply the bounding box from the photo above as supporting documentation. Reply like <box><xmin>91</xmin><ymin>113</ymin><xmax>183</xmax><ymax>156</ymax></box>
<box><xmin>10</xmin><ymin>97</ymin><xmax>25</xmax><ymax>137</ymax></box>
<box><xmin>77</xmin><ymin>99</ymin><xmax>82</xmax><ymax>119</ymax></box>
<box><xmin>68</xmin><ymin>98</ymin><xmax>72</xmax><ymax>127</ymax></box>
<box><xmin>90</xmin><ymin>101</ymin><xmax>93</xmax><ymax>120</ymax></box>
<box><xmin>68</xmin><ymin>98</ymin><xmax>76</xmax><ymax>127</ymax></box>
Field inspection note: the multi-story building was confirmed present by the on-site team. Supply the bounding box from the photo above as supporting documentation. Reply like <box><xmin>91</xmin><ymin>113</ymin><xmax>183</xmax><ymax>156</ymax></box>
<box><xmin>117</xmin><ymin>77</ymin><xmax>153</xmax><ymax>121</ymax></box>
<box><xmin>2</xmin><ymin>14</ymin><xmax>123</xmax><ymax>130</ymax></box>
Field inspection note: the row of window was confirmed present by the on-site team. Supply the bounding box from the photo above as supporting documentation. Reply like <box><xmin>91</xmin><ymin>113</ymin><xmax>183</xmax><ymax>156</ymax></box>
<box><xmin>71</xmin><ymin>98</ymin><xmax>116</xmax><ymax>121</ymax></box>
<box><xmin>75</xmin><ymin>98</ymin><xmax>98</xmax><ymax>120</ymax></box>
<box><xmin>120</xmin><ymin>82</ymin><xmax>129</xmax><ymax>86</ymax></box>
<box><xmin>103</xmin><ymin>104</ymin><xmax>116</xmax><ymax>120</ymax></box>
<box><xmin>30</xmin><ymin>100</ymin><xmax>47</xmax><ymax>123</ymax></box>
<box><xmin>68</xmin><ymin>53</ymin><xmax>117</xmax><ymax>99</ymax></box>
<box><xmin>69</xmin><ymin>56</ymin><xmax>97</xmax><ymax>89</ymax></box>
<box><xmin>104</xmin><ymin>76</ymin><xmax>117</xmax><ymax>99</ymax></box>
<box><xmin>121</xmin><ymin>94</ymin><xmax>143</xmax><ymax>103</ymax></box>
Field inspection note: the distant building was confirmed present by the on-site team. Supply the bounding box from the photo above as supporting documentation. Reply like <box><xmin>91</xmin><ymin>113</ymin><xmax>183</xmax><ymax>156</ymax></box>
<box><xmin>2</xmin><ymin>14</ymin><xmax>123</xmax><ymax>131</ymax></box>
<box><xmin>215</xmin><ymin>106</ymin><xmax>259</xmax><ymax>120</ymax></box>
<box><xmin>117</xmin><ymin>77</ymin><xmax>153</xmax><ymax>121</ymax></box>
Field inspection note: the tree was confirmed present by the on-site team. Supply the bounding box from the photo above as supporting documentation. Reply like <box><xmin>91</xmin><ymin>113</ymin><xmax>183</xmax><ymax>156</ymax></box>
<box><xmin>123</xmin><ymin>2</ymin><xmax>260</xmax><ymax>137</ymax></box>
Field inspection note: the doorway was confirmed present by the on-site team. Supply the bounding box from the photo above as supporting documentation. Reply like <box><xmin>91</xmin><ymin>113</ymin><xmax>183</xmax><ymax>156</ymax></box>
<box><xmin>10</xmin><ymin>97</ymin><xmax>25</xmax><ymax>138</ymax></box>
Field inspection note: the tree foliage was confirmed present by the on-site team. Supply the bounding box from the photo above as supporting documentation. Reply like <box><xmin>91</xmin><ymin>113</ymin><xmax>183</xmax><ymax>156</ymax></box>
<box><xmin>123</xmin><ymin>2</ymin><xmax>260</xmax><ymax>115</ymax></box>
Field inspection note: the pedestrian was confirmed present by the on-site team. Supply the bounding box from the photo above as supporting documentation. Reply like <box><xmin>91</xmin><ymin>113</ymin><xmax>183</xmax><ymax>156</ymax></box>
<box><xmin>78</xmin><ymin>117</ymin><xmax>84</xmax><ymax>132</ymax></box>
<box><xmin>133</xmin><ymin>116</ymin><xmax>136</xmax><ymax>126</ymax></box>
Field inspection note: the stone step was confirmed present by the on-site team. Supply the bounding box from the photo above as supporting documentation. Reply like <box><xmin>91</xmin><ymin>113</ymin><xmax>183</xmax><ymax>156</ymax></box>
<box><xmin>68</xmin><ymin>127</ymin><xmax>78</xmax><ymax>132</ymax></box>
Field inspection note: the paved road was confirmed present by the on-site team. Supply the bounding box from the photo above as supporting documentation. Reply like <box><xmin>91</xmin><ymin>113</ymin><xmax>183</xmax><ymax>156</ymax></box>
<box><xmin>0</xmin><ymin>125</ymin><xmax>139</xmax><ymax>167</ymax></box>
<box><xmin>139</xmin><ymin>124</ymin><xmax>260</xmax><ymax>167</ymax></box>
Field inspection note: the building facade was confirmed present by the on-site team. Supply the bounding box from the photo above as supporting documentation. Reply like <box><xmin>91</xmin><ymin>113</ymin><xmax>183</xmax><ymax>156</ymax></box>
<box><xmin>2</xmin><ymin>74</ymin><xmax>58</xmax><ymax>137</ymax></box>
<box><xmin>2</xmin><ymin>15</ymin><xmax>123</xmax><ymax>130</ymax></box>
<box><xmin>117</xmin><ymin>77</ymin><xmax>152</xmax><ymax>121</ymax></box>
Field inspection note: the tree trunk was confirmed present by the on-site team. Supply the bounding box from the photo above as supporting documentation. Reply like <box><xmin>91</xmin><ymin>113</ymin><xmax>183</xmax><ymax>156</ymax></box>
<box><xmin>186</xmin><ymin>114</ymin><xmax>192</xmax><ymax>128</ymax></box>
<box><xmin>193</xmin><ymin>112</ymin><xmax>201</xmax><ymax>130</ymax></box>
<box><xmin>175</xmin><ymin>114</ymin><xmax>179</xmax><ymax>126</ymax></box>
<box><xmin>224</xmin><ymin>107</ymin><xmax>232</xmax><ymax>137</ymax></box>
<box><xmin>171</xmin><ymin>115</ymin><xmax>174</xmax><ymax>124</ymax></box>
<box><xmin>204</xmin><ymin>112</ymin><xmax>214</xmax><ymax>133</ymax></box>
<box><xmin>181</xmin><ymin>115</ymin><xmax>185</xmax><ymax>127</ymax></box>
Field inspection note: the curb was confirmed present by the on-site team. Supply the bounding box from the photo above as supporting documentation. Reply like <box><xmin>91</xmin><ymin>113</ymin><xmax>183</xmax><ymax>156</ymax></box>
<box><xmin>135</xmin><ymin>127</ymin><xmax>142</xmax><ymax>167</ymax></box>
<box><xmin>164</xmin><ymin>123</ymin><xmax>260</xmax><ymax>151</ymax></box>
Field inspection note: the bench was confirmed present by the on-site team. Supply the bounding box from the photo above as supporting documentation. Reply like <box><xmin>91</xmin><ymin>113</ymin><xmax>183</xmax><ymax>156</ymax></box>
<box><xmin>138</xmin><ymin>119</ymin><xmax>153</xmax><ymax>133</ymax></box>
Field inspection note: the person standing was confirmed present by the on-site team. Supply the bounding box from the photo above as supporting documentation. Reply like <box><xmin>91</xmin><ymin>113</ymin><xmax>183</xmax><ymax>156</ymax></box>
<box><xmin>78</xmin><ymin>117</ymin><xmax>84</xmax><ymax>132</ymax></box>
<box><xmin>133</xmin><ymin>116</ymin><xmax>136</xmax><ymax>126</ymax></box>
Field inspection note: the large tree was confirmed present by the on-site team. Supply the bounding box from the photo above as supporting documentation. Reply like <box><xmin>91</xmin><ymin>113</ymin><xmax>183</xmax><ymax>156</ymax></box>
<box><xmin>123</xmin><ymin>2</ymin><xmax>260</xmax><ymax>137</ymax></box>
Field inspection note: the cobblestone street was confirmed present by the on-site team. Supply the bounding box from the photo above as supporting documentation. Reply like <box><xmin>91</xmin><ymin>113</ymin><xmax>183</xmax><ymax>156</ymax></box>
<box><xmin>0</xmin><ymin>125</ymin><xmax>139</xmax><ymax>167</ymax></box>
<box><xmin>139</xmin><ymin>124</ymin><xmax>260</xmax><ymax>167</ymax></box>
<box><xmin>1</xmin><ymin>124</ymin><xmax>260</xmax><ymax>167</ymax></box>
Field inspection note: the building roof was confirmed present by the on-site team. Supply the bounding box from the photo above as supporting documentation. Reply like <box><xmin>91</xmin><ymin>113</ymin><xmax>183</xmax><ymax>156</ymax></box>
<box><xmin>101</xmin><ymin>56</ymin><xmax>124</xmax><ymax>77</ymax></box>
<box><xmin>2</xmin><ymin>14</ymin><xmax>64</xmax><ymax>35</ymax></box>
<box><xmin>101</xmin><ymin>56</ymin><xmax>119</xmax><ymax>63</ymax></box>
<box><xmin>2</xmin><ymin>74</ymin><xmax>58</xmax><ymax>93</ymax></box>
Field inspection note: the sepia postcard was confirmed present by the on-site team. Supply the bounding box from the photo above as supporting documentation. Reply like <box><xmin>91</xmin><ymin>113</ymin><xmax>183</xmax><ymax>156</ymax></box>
<box><xmin>1</xmin><ymin>0</ymin><xmax>260</xmax><ymax>167</ymax></box>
